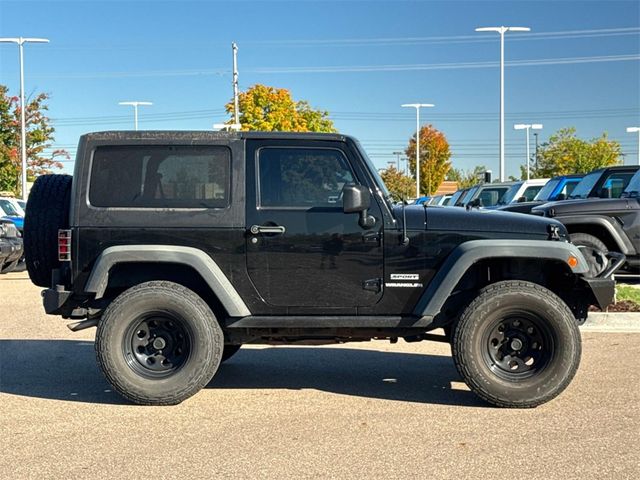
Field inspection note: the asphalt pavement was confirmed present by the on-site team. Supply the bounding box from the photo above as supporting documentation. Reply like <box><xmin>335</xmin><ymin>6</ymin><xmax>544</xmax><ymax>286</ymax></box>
<box><xmin>1</xmin><ymin>271</ymin><xmax>638</xmax><ymax>479</ymax></box>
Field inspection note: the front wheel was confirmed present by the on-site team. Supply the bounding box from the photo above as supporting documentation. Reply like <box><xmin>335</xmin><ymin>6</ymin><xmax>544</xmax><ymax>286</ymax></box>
<box><xmin>452</xmin><ymin>280</ymin><xmax>581</xmax><ymax>408</ymax></box>
<box><xmin>95</xmin><ymin>281</ymin><xmax>224</xmax><ymax>405</ymax></box>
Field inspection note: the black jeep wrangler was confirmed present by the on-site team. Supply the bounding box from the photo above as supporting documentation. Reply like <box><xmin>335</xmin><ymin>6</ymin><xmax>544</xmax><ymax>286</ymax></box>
<box><xmin>532</xmin><ymin>168</ymin><xmax>640</xmax><ymax>277</ymax></box>
<box><xmin>24</xmin><ymin>131</ymin><xmax>620</xmax><ymax>407</ymax></box>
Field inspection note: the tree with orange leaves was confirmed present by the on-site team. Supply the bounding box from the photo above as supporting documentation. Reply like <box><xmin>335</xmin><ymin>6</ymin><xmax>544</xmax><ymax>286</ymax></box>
<box><xmin>0</xmin><ymin>85</ymin><xmax>67</xmax><ymax>195</ymax></box>
<box><xmin>224</xmin><ymin>84</ymin><xmax>336</xmax><ymax>133</ymax></box>
<box><xmin>404</xmin><ymin>124</ymin><xmax>451</xmax><ymax>196</ymax></box>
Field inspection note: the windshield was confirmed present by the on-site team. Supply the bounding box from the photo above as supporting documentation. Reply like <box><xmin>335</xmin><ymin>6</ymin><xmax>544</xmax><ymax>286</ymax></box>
<box><xmin>352</xmin><ymin>140</ymin><xmax>393</xmax><ymax>202</ymax></box>
<box><xmin>499</xmin><ymin>182</ymin><xmax>523</xmax><ymax>205</ymax></box>
<box><xmin>534</xmin><ymin>178</ymin><xmax>560</xmax><ymax>201</ymax></box>
<box><xmin>449</xmin><ymin>189</ymin><xmax>465</xmax><ymax>205</ymax></box>
<box><xmin>0</xmin><ymin>199</ymin><xmax>19</xmax><ymax>216</ymax></box>
<box><xmin>460</xmin><ymin>186</ymin><xmax>478</xmax><ymax>205</ymax></box>
<box><xmin>569</xmin><ymin>171</ymin><xmax>601</xmax><ymax>199</ymax></box>
<box><xmin>622</xmin><ymin>170</ymin><xmax>640</xmax><ymax>197</ymax></box>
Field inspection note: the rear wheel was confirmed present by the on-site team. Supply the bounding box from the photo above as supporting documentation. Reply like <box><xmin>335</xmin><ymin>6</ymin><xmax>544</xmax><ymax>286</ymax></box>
<box><xmin>452</xmin><ymin>280</ymin><xmax>581</xmax><ymax>408</ymax></box>
<box><xmin>1</xmin><ymin>258</ymin><xmax>20</xmax><ymax>274</ymax></box>
<box><xmin>95</xmin><ymin>281</ymin><xmax>223</xmax><ymax>405</ymax></box>
<box><xmin>569</xmin><ymin>232</ymin><xmax>608</xmax><ymax>278</ymax></box>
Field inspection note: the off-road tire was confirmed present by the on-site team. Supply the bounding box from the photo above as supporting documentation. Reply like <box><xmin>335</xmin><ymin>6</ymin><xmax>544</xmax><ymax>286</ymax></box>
<box><xmin>24</xmin><ymin>174</ymin><xmax>73</xmax><ymax>287</ymax></box>
<box><xmin>1</xmin><ymin>258</ymin><xmax>20</xmax><ymax>274</ymax></box>
<box><xmin>452</xmin><ymin>280</ymin><xmax>581</xmax><ymax>408</ymax></box>
<box><xmin>221</xmin><ymin>344</ymin><xmax>242</xmax><ymax>363</ymax></box>
<box><xmin>95</xmin><ymin>281</ymin><xmax>224</xmax><ymax>405</ymax></box>
<box><xmin>569</xmin><ymin>232</ymin><xmax>608</xmax><ymax>278</ymax></box>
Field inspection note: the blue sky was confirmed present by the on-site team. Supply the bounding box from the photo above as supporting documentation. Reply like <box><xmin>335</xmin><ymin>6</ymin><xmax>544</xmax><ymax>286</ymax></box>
<box><xmin>0</xmin><ymin>0</ymin><xmax>639</xmax><ymax>177</ymax></box>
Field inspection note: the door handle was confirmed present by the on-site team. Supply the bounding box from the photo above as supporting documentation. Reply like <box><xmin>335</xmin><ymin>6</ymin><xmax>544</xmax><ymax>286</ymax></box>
<box><xmin>249</xmin><ymin>225</ymin><xmax>286</xmax><ymax>235</ymax></box>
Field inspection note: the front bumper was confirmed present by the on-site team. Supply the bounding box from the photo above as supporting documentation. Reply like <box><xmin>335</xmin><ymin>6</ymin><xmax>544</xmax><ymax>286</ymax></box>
<box><xmin>581</xmin><ymin>251</ymin><xmax>626</xmax><ymax>311</ymax></box>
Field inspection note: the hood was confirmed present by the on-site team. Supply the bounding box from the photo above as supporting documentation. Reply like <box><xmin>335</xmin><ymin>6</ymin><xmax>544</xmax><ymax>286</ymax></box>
<box><xmin>532</xmin><ymin>197</ymin><xmax>637</xmax><ymax>216</ymax></box>
<box><xmin>393</xmin><ymin>205</ymin><xmax>567</xmax><ymax>238</ymax></box>
<box><xmin>497</xmin><ymin>200</ymin><xmax>545</xmax><ymax>213</ymax></box>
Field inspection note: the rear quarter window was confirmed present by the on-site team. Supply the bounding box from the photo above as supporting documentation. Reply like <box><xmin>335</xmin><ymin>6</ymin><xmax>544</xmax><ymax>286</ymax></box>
<box><xmin>89</xmin><ymin>145</ymin><xmax>231</xmax><ymax>208</ymax></box>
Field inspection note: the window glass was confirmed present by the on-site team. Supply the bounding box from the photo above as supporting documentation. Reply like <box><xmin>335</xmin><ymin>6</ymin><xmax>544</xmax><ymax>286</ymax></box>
<box><xmin>562</xmin><ymin>179</ymin><xmax>580</xmax><ymax>197</ymax></box>
<box><xmin>258</xmin><ymin>148</ymin><xmax>355</xmax><ymax>208</ymax></box>
<box><xmin>90</xmin><ymin>145</ymin><xmax>230</xmax><ymax>208</ymax></box>
<box><xmin>602</xmin><ymin>172</ymin><xmax>634</xmax><ymax>198</ymax></box>
<box><xmin>0</xmin><ymin>200</ymin><xmax>19</xmax><ymax>216</ymax></box>
<box><xmin>522</xmin><ymin>185</ymin><xmax>543</xmax><ymax>202</ymax></box>
<box><xmin>569</xmin><ymin>171</ymin><xmax>601</xmax><ymax>199</ymax></box>
<box><xmin>499</xmin><ymin>182</ymin><xmax>523</xmax><ymax>205</ymax></box>
<box><xmin>534</xmin><ymin>179</ymin><xmax>559</xmax><ymax>201</ymax></box>
<box><xmin>478</xmin><ymin>187</ymin><xmax>509</xmax><ymax>207</ymax></box>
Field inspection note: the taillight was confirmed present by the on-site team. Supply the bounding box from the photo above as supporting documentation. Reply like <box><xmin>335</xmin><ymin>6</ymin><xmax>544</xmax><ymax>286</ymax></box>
<box><xmin>58</xmin><ymin>229</ymin><xmax>71</xmax><ymax>262</ymax></box>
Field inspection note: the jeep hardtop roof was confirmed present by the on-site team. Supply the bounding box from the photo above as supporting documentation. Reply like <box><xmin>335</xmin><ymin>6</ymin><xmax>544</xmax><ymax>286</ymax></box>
<box><xmin>79</xmin><ymin>130</ymin><xmax>352</xmax><ymax>143</ymax></box>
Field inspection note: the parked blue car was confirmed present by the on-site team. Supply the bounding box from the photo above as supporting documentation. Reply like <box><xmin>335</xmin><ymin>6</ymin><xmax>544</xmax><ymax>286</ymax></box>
<box><xmin>497</xmin><ymin>174</ymin><xmax>584</xmax><ymax>214</ymax></box>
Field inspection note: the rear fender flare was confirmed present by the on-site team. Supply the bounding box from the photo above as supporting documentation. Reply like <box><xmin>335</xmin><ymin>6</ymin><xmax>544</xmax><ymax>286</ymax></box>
<box><xmin>84</xmin><ymin>245</ymin><xmax>251</xmax><ymax>317</ymax></box>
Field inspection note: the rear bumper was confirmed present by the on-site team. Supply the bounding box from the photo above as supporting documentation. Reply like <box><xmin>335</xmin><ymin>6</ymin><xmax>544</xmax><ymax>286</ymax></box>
<box><xmin>42</xmin><ymin>287</ymin><xmax>71</xmax><ymax>315</ymax></box>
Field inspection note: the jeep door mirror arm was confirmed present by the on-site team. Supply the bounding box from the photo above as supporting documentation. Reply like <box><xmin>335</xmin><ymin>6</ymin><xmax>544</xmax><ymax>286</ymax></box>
<box><xmin>342</xmin><ymin>184</ymin><xmax>376</xmax><ymax>229</ymax></box>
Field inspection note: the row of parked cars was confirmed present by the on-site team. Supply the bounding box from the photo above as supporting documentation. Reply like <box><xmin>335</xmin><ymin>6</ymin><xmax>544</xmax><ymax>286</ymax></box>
<box><xmin>0</xmin><ymin>197</ymin><xmax>25</xmax><ymax>274</ymax></box>
<box><xmin>420</xmin><ymin>165</ymin><xmax>640</xmax><ymax>276</ymax></box>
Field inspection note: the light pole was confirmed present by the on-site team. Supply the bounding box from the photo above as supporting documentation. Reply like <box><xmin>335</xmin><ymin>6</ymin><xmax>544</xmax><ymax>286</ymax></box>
<box><xmin>626</xmin><ymin>127</ymin><xmax>640</xmax><ymax>165</ymax></box>
<box><xmin>118</xmin><ymin>101</ymin><xmax>153</xmax><ymax>130</ymax></box>
<box><xmin>0</xmin><ymin>37</ymin><xmax>50</xmax><ymax>200</ymax></box>
<box><xmin>514</xmin><ymin>123</ymin><xmax>543</xmax><ymax>180</ymax></box>
<box><xmin>401</xmin><ymin>103</ymin><xmax>435</xmax><ymax>198</ymax></box>
<box><xmin>393</xmin><ymin>151</ymin><xmax>403</xmax><ymax>170</ymax></box>
<box><xmin>475</xmin><ymin>26</ymin><xmax>531</xmax><ymax>182</ymax></box>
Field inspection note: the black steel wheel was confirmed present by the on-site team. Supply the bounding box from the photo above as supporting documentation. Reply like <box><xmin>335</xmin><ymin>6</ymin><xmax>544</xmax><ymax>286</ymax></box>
<box><xmin>452</xmin><ymin>280</ymin><xmax>581</xmax><ymax>408</ymax></box>
<box><xmin>124</xmin><ymin>315</ymin><xmax>192</xmax><ymax>378</ymax></box>
<box><xmin>482</xmin><ymin>314</ymin><xmax>554</xmax><ymax>381</ymax></box>
<box><xmin>95</xmin><ymin>281</ymin><xmax>224</xmax><ymax>405</ymax></box>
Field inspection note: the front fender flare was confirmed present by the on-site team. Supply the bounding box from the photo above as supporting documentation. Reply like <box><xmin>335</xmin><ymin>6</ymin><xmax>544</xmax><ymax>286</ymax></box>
<box><xmin>556</xmin><ymin>215</ymin><xmax>636</xmax><ymax>255</ymax></box>
<box><xmin>413</xmin><ymin>239</ymin><xmax>589</xmax><ymax>318</ymax></box>
<box><xmin>84</xmin><ymin>245</ymin><xmax>251</xmax><ymax>317</ymax></box>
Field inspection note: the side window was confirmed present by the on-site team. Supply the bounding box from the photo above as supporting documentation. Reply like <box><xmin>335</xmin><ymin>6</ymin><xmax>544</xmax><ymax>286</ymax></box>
<box><xmin>89</xmin><ymin>145</ymin><xmax>231</xmax><ymax>208</ymax></box>
<box><xmin>258</xmin><ymin>148</ymin><xmax>355</xmax><ymax>208</ymax></box>
<box><xmin>522</xmin><ymin>185</ymin><xmax>543</xmax><ymax>201</ymax></box>
<box><xmin>562</xmin><ymin>180</ymin><xmax>579</xmax><ymax>197</ymax></box>
<box><xmin>602</xmin><ymin>172</ymin><xmax>634</xmax><ymax>198</ymax></box>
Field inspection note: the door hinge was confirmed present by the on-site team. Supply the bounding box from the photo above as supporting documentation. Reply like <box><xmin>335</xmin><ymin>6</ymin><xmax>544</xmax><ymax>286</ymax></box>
<box><xmin>363</xmin><ymin>278</ymin><xmax>382</xmax><ymax>293</ymax></box>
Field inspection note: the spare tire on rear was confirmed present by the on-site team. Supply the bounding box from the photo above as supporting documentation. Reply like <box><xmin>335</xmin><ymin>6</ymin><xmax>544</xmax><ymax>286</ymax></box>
<box><xmin>24</xmin><ymin>174</ymin><xmax>73</xmax><ymax>287</ymax></box>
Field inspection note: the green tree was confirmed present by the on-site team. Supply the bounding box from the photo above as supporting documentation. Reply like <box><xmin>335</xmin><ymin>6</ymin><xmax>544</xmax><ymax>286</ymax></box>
<box><xmin>404</xmin><ymin>125</ymin><xmax>451</xmax><ymax>196</ymax></box>
<box><xmin>225</xmin><ymin>84</ymin><xmax>336</xmax><ymax>132</ymax></box>
<box><xmin>446</xmin><ymin>165</ymin><xmax>488</xmax><ymax>188</ymax></box>
<box><xmin>526</xmin><ymin>127</ymin><xmax>621</xmax><ymax>178</ymax></box>
<box><xmin>380</xmin><ymin>166</ymin><xmax>414</xmax><ymax>202</ymax></box>
<box><xmin>0</xmin><ymin>85</ymin><xmax>66</xmax><ymax>195</ymax></box>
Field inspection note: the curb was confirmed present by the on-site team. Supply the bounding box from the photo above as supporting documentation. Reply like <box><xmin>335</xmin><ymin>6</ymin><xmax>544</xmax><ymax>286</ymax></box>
<box><xmin>581</xmin><ymin>312</ymin><xmax>640</xmax><ymax>332</ymax></box>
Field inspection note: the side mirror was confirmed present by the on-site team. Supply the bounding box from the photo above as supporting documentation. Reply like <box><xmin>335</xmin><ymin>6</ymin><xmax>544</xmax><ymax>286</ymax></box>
<box><xmin>517</xmin><ymin>196</ymin><xmax>526</xmax><ymax>203</ymax></box>
<box><xmin>554</xmin><ymin>193</ymin><xmax>566</xmax><ymax>201</ymax></box>
<box><xmin>466</xmin><ymin>198</ymin><xmax>482</xmax><ymax>210</ymax></box>
<box><xmin>342</xmin><ymin>184</ymin><xmax>376</xmax><ymax>229</ymax></box>
<box><xmin>599</xmin><ymin>187</ymin><xmax>611</xmax><ymax>199</ymax></box>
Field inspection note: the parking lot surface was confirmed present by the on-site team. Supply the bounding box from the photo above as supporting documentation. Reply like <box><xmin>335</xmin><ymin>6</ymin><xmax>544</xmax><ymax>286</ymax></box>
<box><xmin>1</xmin><ymin>271</ymin><xmax>638</xmax><ymax>479</ymax></box>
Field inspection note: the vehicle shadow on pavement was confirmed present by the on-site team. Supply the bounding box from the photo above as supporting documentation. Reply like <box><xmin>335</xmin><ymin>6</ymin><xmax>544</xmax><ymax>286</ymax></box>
<box><xmin>0</xmin><ymin>340</ymin><xmax>484</xmax><ymax>407</ymax></box>
<box><xmin>210</xmin><ymin>347</ymin><xmax>485</xmax><ymax>407</ymax></box>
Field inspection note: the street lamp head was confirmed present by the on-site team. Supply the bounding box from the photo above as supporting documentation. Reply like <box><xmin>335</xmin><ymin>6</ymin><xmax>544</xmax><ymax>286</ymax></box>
<box><xmin>513</xmin><ymin>124</ymin><xmax>528</xmax><ymax>130</ymax></box>
<box><xmin>401</xmin><ymin>103</ymin><xmax>435</xmax><ymax>108</ymax></box>
<box><xmin>531</xmin><ymin>124</ymin><xmax>543</xmax><ymax>130</ymax></box>
<box><xmin>0</xmin><ymin>37</ymin><xmax>49</xmax><ymax>44</ymax></box>
<box><xmin>475</xmin><ymin>27</ymin><xmax>503</xmax><ymax>33</ymax></box>
<box><xmin>507</xmin><ymin>27</ymin><xmax>531</xmax><ymax>32</ymax></box>
<box><xmin>119</xmin><ymin>101</ymin><xmax>153</xmax><ymax>106</ymax></box>
<box><xmin>626</xmin><ymin>127</ymin><xmax>640</xmax><ymax>133</ymax></box>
